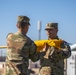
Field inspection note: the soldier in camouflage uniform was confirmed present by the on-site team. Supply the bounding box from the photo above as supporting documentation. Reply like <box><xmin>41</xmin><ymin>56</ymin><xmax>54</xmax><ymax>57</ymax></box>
<box><xmin>39</xmin><ymin>23</ymin><xmax>71</xmax><ymax>75</ymax></box>
<box><xmin>5</xmin><ymin>15</ymin><xmax>40</xmax><ymax>75</ymax></box>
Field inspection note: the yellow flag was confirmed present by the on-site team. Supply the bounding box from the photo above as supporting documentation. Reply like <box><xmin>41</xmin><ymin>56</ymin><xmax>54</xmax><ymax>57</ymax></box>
<box><xmin>34</xmin><ymin>39</ymin><xmax>63</xmax><ymax>52</ymax></box>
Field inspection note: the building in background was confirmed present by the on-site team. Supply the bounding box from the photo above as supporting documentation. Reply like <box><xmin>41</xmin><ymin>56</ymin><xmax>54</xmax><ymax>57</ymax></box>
<box><xmin>67</xmin><ymin>44</ymin><xmax>76</xmax><ymax>75</ymax></box>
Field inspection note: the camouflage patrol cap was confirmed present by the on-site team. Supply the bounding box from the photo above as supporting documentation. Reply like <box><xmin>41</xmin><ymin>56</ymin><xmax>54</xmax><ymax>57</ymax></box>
<box><xmin>17</xmin><ymin>15</ymin><xmax>30</xmax><ymax>25</ymax></box>
<box><xmin>45</xmin><ymin>23</ymin><xmax>58</xmax><ymax>30</ymax></box>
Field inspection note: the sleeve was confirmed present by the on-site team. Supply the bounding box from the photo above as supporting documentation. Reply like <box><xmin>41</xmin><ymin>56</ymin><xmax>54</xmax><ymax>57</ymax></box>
<box><xmin>56</xmin><ymin>41</ymin><xmax>71</xmax><ymax>59</ymax></box>
<box><xmin>48</xmin><ymin>41</ymin><xmax>71</xmax><ymax>60</ymax></box>
<box><xmin>29</xmin><ymin>42</ymin><xmax>40</xmax><ymax>62</ymax></box>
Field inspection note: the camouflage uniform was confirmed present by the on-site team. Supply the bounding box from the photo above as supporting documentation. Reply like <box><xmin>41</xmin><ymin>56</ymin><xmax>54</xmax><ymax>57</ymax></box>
<box><xmin>5</xmin><ymin>16</ymin><xmax>39</xmax><ymax>75</ymax></box>
<box><xmin>39</xmin><ymin>23</ymin><xmax>71</xmax><ymax>75</ymax></box>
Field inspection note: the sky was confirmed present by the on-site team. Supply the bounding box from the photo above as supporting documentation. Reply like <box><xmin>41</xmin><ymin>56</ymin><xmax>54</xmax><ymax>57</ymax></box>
<box><xmin>0</xmin><ymin>0</ymin><xmax>76</xmax><ymax>56</ymax></box>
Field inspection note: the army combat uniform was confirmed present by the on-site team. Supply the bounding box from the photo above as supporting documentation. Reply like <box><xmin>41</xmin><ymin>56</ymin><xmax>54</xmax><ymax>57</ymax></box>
<box><xmin>5</xmin><ymin>32</ymin><xmax>39</xmax><ymax>75</ymax></box>
<box><xmin>39</xmin><ymin>37</ymin><xmax>71</xmax><ymax>75</ymax></box>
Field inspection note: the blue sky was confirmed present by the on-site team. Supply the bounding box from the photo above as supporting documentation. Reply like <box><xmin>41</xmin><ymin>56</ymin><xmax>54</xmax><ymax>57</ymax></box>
<box><xmin>0</xmin><ymin>0</ymin><xmax>76</xmax><ymax>55</ymax></box>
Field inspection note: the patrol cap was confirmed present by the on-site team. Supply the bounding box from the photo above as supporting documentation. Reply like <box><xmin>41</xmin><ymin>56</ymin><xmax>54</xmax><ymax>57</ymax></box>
<box><xmin>17</xmin><ymin>15</ymin><xmax>30</xmax><ymax>25</ymax></box>
<box><xmin>45</xmin><ymin>23</ymin><xmax>58</xmax><ymax>30</ymax></box>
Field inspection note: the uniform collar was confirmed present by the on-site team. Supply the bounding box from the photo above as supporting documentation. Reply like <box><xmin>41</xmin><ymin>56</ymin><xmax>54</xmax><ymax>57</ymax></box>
<box><xmin>15</xmin><ymin>31</ymin><xmax>27</xmax><ymax>37</ymax></box>
<box><xmin>48</xmin><ymin>36</ymin><xmax>59</xmax><ymax>40</ymax></box>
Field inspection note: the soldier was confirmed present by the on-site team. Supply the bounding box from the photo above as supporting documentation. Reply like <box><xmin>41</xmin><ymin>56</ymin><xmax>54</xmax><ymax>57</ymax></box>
<box><xmin>5</xmin><ymin>15</ymin><xmax>40</xmax><ymax>75</ymax></box>
<box><xmin>39</xmin><ymin>23</ymin><xmax>71</xmax><ymax>75</ymax></box>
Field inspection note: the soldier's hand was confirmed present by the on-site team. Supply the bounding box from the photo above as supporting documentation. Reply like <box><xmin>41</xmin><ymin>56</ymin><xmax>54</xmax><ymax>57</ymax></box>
<box><xmin>42</xmin><ymin>43</ymin><xmax>49</xmax><ymax>52</ymax></box>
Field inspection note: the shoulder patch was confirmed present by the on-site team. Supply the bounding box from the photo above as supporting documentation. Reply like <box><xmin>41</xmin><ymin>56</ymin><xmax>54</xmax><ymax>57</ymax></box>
<box><xmin>7</xmin><ymin>32</ymin><xmax>26</xmax><ymax>51</ymax></box>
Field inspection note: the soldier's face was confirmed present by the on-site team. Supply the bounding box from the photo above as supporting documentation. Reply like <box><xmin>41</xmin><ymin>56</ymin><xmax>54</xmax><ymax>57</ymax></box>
<box><xmin>46</xmin><ymin>28</ymin><xmax>58</xmax><ymax>39</ymax></box>
<box><xmin>22</xmin><ymin>24</ymin><xmax>30</xmax><ymax>34</ymax></box>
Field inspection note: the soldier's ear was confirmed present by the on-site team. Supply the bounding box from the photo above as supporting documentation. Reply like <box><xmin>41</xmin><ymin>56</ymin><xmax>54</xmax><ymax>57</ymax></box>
<box><xmin>16</xmin><ymin>23</ymin><xmax>20</xmax><ymax>28</ymax></box>
<box><xmin>56</xmin><ymin>28</ymin><xmax>58</xmax><ymax>33</ymax></box>
<box><xmin>16</xmin><ymin>24</ymin><xmax>18</xmax><ymax>28</ymax></box>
